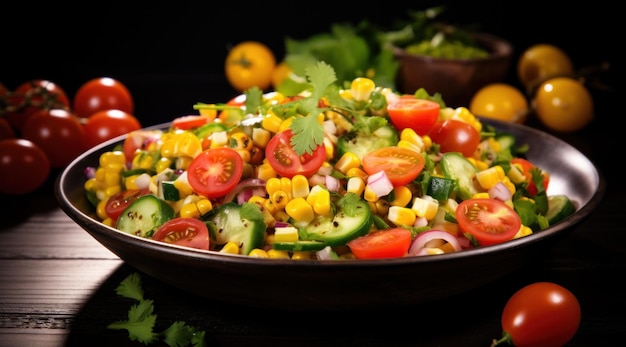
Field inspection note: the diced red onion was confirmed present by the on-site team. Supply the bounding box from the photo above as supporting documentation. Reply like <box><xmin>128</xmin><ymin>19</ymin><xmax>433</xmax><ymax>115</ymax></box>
<box><xmin>84</xmin><ymin>167</ymin><xmax>96</xmax><ymax>179</ymax></box>
<box><xmin>223</xmin><ymin>178</ymin><xmax>267</xmax><ymax>203</ymax></box>
<box><xmin>367</xmin><ymin>171</ymin><xmax>394</xmax><ymax>198</ymax></box>
<box><xmin>408</xmin><ymin>230</ymin><xmax>463</xmax><ymax>256</ymax></box>
<box><xmin>325</xmin><ymin>175</ymin><xmax>341</xmax><ymax>192</ymax></box>
<box><xmin>489</xmin><ymin>182</ymin><xmax>512</xmax><ymax>202</ymax></box>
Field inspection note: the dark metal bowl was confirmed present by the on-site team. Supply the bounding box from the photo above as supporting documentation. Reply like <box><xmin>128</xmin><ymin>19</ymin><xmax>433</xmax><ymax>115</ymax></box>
<box><xmin>56</xmin><ymin>119</ymin><xmax>605</xmax><ymax>310</ymax></box>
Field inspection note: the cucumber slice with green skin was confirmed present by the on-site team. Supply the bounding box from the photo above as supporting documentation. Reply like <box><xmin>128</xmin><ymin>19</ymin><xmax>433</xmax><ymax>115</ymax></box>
<box><xmin>301</xmin><ymin>195</ymin><xmax>373</xmax><ymax>246</ymax></box>
<box><xmin>440</xmin><ymin>152</ymin><xmax>480</xmax><ymax>201</ymax></box>
<box><xmin>336</xmin><ymin>124</ymin><xmax>399</xmax><ymax>159</ymax></box>
<box><xmin>545</xmin><ymin>195</ymin><xmax>576</xmax><ymax>225</ymax></box>
<box><xmin>273</xmin><ymin>240</ymin><xmax>328</xmax><ymax>252</ymax></box>
<box><xmin>116</xmin><ymin>194</ymin><xmax>175</xmax><ymax>238</ymax></box>
<box><xmin>427</xmin><ymin>176</ymin><xmax>456</xmax><ymax>201</ymax></box>
<box><xmin>206</xmin><ymin>202</ymin><xmax>265</xmax><ymax>255</ymax></box>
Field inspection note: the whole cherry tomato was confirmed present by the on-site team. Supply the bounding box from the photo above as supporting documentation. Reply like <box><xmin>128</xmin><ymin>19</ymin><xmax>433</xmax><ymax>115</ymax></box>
<box><xmin>72</xmin><ymin>77</ymin><xmax>134</xmax><ymax>118</ymax></box>
<box><xmin>429</xmin><ymin>119</ymin><xmax>480</xmax><ymax>157</ymax></box>
<box><xmin>225</xmin><ymin>41</ymin><xmax>276</xmax><ymax>92</ymax></box>
<box><xmin>4</xmin><ymin>79</ymin><xmax>70</xmax><ymax>133</ymax></box>
<box><xmin>493</xmin><ymin>282</ymin><xmax>581</xmax><ymax>347</ymax></box>
<box><xmin>22</xmin><ymin>108</ymin><xmax>86</xmax><ymax>168</ymax></box>
<box><xmin>0</xmin><ymin>138</ymin><xmax>50</xmax><ymax>195</ymax></box>
<box><xmin>82</xmin><ymin>109</ymin><xmax>141</xmax><ymax>149</ymax></box>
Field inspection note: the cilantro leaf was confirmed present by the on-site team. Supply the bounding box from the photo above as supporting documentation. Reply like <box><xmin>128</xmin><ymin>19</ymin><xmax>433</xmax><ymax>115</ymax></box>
<box><xmin>114</xmin><ymin>272</ymin><xmax>144</xmax><ymax>301</ymax></box>
<box><xmin>107</xmin><ymin>300</ymin><xmax>157</xmax><ymax>344</ymax></box>
<box><xmin>290</xmin><ymin>61</ymin><xmax>336</xmax><ymax>155</ymax></box>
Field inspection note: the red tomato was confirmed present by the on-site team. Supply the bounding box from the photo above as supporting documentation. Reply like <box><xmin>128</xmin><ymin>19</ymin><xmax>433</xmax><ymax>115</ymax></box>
<box><xmin>347</xmin><ymin>228</ymin><xmax>412</xmax><ymax>259</ymax></box>
<box><xmin>187</xmin><ymin>147</ymin><xmax>244</xmax><ymax>199</ymax></box>
<box><xmin>387</xmin><ymin>98</ymin><xmax>440</xmax><ymax>135</ymax></box>
<box><xmin>455</xmin><ymin>198</ymin><xmax>521</xmax><ymax>246</ymax></box>
<box><xmin>361</xmin><ymin>147</ymin><xmax>425</xmax><ymax>186</ymax></box>
<box><xmin>265</xmin><ymin>129</ymin><xmax>326</xmax><ymax>178</ymax></box>
<box><xmin>5</xmin><ymin>79</ymin><xmax>70</xmax><ymax>132</ymax></box>
<box><xmin>172</xmin><ymin>115</ymin><xmax>210</xmax><ymax>130</ymax></box>
<box><xmin>496</xmin><ymin>282</ymin><xmax>581</xmax><ymax>347</ymax></box>
<box><xmin>72</xmin><ymin>77</ymin><xmax>134</xmax><ymax>118</ymax></box>
<box><xmin>510</xmin><ymin>158</ymin><xmax>549</xmax><ymax>196</ymax></box>
<box><xmin>429</xmin><ymin>119</ymin><xmax>480</xmax><ymax>157</ymax></box>
<box><xmin>105</xmin><ymin>189</ymin><xmax>150</xmax><ymax>222</ymax></box>
<box><xmin>0</xmin><ymin>117</ymin><xmax>16</xmax><ymax>140</ymax></box>
<box><xmin>0</xmin><ymin>138</ymin><xmax>50</xmax><ymax>195</ymax></box>
<box><xmin>121</xmin><ymin>129</ymin><xmax>163</xmax><ymax>164</ymax></box>
<box><xmin>152</xmin><ymin>217</ymin><xmax>210</xmax><ymax>250</ymax></box>
<box><xmin>22</xmin><ymin>108</ymin><xmax>86</xmax><ymax>168</ymax></box>
<box><xmin>82</xmin><ymin>109</ymin><xmax>142</xmax><ymax>149</ymax></box>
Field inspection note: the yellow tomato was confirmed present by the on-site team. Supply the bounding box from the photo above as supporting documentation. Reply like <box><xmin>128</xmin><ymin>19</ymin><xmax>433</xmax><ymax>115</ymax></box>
<box><xmin>271</xmin><ymin>61</ymin><xmax>292</xmax><ymax>90</ymax></box>
<box><xmin>517</xmin><ymin>44</ymin><xmax>574</xmax><ymax>90</ymax></box>
<box><xmin>533</xmin><ymin>77</ymin><xmax>594</xmax><ymax>132</ymax></box>
<box><xmin>225</xmin><ymin>41</ymin><xmax>276</xmax><ymax>92</ymax></box>
<box><xmin>469</xmin><ymin>83</ymin><xmax>529</xmax><ymax>123</ymax></box>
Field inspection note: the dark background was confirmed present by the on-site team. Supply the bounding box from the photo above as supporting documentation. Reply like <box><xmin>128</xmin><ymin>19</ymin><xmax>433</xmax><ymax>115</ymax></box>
<box><xmin>2</xmin><ymin>1</ymin><xmax>619</xmax><ymax>126</ymax></box>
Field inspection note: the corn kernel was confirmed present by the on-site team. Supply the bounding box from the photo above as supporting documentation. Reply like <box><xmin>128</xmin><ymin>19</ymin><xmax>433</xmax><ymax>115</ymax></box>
<box><xmin>390</xmin><ymin>186</ymin><xmax>412</xmax><ymax>207</ymax></box>
<box><xmin>291</xmin><ymin>251</ymin><xmax>313</xmax><ymax>260</ymax></box>
<box><xmin>514</xmin><ymin>225</ymin><xmax>533</xmax><ymax>239</ymax></box>
<box><xmin>335</xmin><ymin>152</ymin><xmax>361</xmax><ymax>174</ymax></box>
<box><xmin>388</xmin><ymin>206</ymin><xmax>417</xmax><ymax>226</ymax></box>
<box><xmin>256</xmin><ymin>163</ymin><xmax>277</xmax><ymax>181</ymax></box>
<box><xmin>220</xmin><ymin>242</ymin><xmax>240</xmax><ymax>255</ymax></box>
<box><xmin>270</xmin><ymin>191</ymin><xmax>290</xmax><ymax>210</ymax></box>
<box><xmin>291</xmin><ymin>174</ymin><xmax>310</xmax><ymax>199</ymax></box>
<box><xmin>196</xmin><ymin>198</ymin><xmax>213</xmax><ymax>215</ymax></box>
<box><xmin>274</xmin><ymin>226</ymin><xmax>299</xmax><ymax>243</ymax></box>
<box><xmin>248</xmin><ymin>249</ymin><xmax>269</xmax><ymax>258</ymax></box>
<box><xmin>411</xmin><ymin>196</ymin><xmax>439</xmax><ymax>220</ymax></box>
<box><xmin>285</xmin><ymin>197</ymin><xmax>315</xmax><ymax>225</ymax></box>
<box><xmin>346</xmin><ymin>177</ymin><xmax>366</xmax><ymax>196</ymax></box>
<box><xmin>180</xmin><ymin>203</ymin><xmax>200</xmax><ymax>218</ymax></box>
<box><xmin>252</xmin><ymin>127</ymin><xmax>271</xmax><ymax>148</ymax></box>
<box><xmin>267</xmin><ymin>249</ymin><xmax>291</xmax><ymax>259</ymax></box>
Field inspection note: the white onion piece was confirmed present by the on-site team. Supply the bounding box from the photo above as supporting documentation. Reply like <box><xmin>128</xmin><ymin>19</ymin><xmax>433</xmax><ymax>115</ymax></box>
<box><xmin>367</xmin><ymin>171</ymin><xmax>394</xmax><ymax>198</ymax></box>
<box><xmin>413</xmin><ymin>216</ymin><xmax>429</xmax><ymax>228</ymax></box>
<box><xmin>316</xmin><ymin>246</ymin><xmax>335</xmax><ymax>260</ymax></box>
<box><xmin>489</xmin><ymin>182</ymin><xmax>512</xmax><ymax>202</ymax></box>
<box><xmin>409</xmin><ymin>230</ymin><xmax>463</xmax><ymax>256</ymax></box>
<box><xmin>133</xmin><ymin>173</ymin><xmax>152</xmax><ymax>190</ymax></box>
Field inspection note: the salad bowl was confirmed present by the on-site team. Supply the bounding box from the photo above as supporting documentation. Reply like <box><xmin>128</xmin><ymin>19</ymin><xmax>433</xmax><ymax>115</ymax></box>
<box><xmin>56</xmin><ymin>118</ymin><xmax>604</xmax><ymax>310</ymax></box>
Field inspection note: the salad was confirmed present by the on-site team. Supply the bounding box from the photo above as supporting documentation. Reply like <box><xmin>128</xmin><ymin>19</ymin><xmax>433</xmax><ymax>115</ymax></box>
<box><xmin>83</xmin><ymin>62</ymin><xmax>575</xmax><ymax>260</ymax></box>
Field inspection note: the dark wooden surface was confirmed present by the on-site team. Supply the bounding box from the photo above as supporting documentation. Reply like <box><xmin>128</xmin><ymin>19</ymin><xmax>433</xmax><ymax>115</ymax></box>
<box><xmin>0</xmin><ymin>77</ymin><xmax>624</xmax><ymax>347</ymax></box>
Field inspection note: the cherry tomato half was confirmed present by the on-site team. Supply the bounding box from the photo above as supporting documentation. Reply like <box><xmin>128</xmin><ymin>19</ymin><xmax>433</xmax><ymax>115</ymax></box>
<box><xmin>0</xmin><ymin>138</ymin><xmax>50</xmax><ymax>195</ymax></box>
<box><xmin>152</xmin><ymin>217</ymin><xmax>210</xmax><ymax>250</ymax></box>
<box><xmin>187</xmin><ymin>147</ymin><xmax>244</xmax><ymax>199</ymax></box>
<box><xmin>72</xmin><ymin>77</ymin><xmax>134</xmax><ymax>118</ymax></box>
<box><xmin>497</xmin><ymin>282</ymin><xmax>581</xmax><ymax>347</ymax></box>
<box><xmin>22</xmin><ymin>108</ymin><xmax>86</xmax><ymax>168</ymax></box>
<box><xmin>429</xmin><ymin>119</ymin><xmax>480</xmax><ymax>157</ymax></box>
<box><xmin>347</xmin><ymin>228</ymin><xmax>412</xmax><ymax>259</ymax></box>
<box><xmin>361</xmin><ymin>147</ymin><xmax>425</xmax><ymax>186</ymax></box>
<box><xmin>510</xmin><ymin>158</ymin><xmax>549</xmax><ymax>196</ymax></box>
<box><xmin>387</xmin><ymin>98</ymin><xmax>440</xmax><ymax>135</ymax></box>
<box><xmin>265</xmin><ymin>129</ymin><xmax>326</xmax><ymax>178</ymax></box>
<box><xmin>455</xmin><ymin>198</ymin><xmax>521</xmax><ymax>246</ymax></box>
<box><xmin>82</xmin><ymin>109</ymin><xmax>142</xmax><ymax>149</ymax></box>
<box><xmin>105</xmin><ymin>188</ymin><xmax>150</xmax><ymax>222</ymax></box>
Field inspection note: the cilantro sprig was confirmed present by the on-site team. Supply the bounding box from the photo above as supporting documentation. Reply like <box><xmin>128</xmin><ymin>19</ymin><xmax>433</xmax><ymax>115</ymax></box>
<box><xmin>287</xmin><ymin>61</ymin><xmax>337</xmax><ymax>155</ymax></box>
<box><xmin>108</xmin><ymin>272</ymin><xmax>207</xmax><ymax>347</ymax></box>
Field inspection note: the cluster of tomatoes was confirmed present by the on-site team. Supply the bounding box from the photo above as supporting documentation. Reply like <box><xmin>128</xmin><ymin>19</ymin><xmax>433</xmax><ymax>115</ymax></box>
<box><xmin>469</xmin><ymin>43</ymin><xmax>595</xmax><ymax>132</ymax></box>
<box><xmin>0</xmin><ymin>77</ymin><xmax>142</xmax><ymax>195</ymax></box>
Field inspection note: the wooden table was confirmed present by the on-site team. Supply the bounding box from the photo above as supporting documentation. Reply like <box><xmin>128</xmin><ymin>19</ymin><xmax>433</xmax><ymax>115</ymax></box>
<box><xmin>1</xmin><ymin>86</ymin><xmax>624</xmax><ymax>347</ymax></box>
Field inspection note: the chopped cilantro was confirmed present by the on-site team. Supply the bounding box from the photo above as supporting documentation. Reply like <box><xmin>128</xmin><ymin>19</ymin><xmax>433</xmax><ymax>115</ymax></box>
<box><xmin>108</xmin><ymin>273</ymin><xmax>207</xmax><ymax>347</ymax></box>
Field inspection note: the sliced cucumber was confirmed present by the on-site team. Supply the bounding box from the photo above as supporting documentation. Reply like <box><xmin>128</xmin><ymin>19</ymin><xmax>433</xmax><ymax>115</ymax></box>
<box><xmin>495</xmin><ymin>132</ymin><xmax>516</xmax><ymax>152</ymax></box>
<box><xmin>440</xmin><ymin>152</ymin><xmax>479</xmax><ymax>200</ymax></box>
<box><xmin>336</xmin><ymin>124</ymin><xmax>399</xmax><ymax>159</ymax></box>
<box><xmin>116</xmin><ymin>194</ymin><xmax>175</xmax><ymax>238</ymax></box>
<box><xmin>301</xmin><ymin>194</ymin><xmax>373</xmax><ymax>246</ymax></box>
<box><xmin>206</xmin><ymin>202</ymin><xmax>265</xmax><ymax>255</ymax></box>
<box><xmin>545</xmin><ymin>195</ymin><xmax>576</xmax><ymax>225</ymax></box>
<box><xmin>273</xmin><ymin>240</ymin><xmax>328</xmax><ymax>252</ymax></box>
<box><xmin>427</xmin><ymin>176</ymin><xmax>456</xmax><ymax>201</ymax></box>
